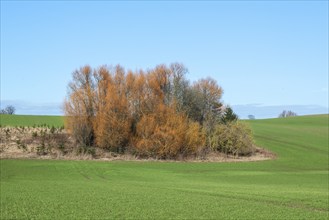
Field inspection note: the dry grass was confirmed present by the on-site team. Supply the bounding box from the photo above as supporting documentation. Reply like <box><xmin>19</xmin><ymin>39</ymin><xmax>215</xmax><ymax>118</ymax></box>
<box><xmin>0</xmin><ymin>126</ymin><xmax>274</xmax><ymax>162</ymax></box>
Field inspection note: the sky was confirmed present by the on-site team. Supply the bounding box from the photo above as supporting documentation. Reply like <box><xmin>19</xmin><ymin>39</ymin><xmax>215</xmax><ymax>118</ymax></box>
<box><xmin>1</xmin><ymin>1</ymin><xmax>328</xmax><ymax>118</ymax></box>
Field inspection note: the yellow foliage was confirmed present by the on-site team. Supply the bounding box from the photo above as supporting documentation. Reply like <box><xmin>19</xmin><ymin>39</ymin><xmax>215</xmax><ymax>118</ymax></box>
<box><xmin>209</xmin><ymin>122</ymin><xmax>255</xmax><ymax>156</ymax></box>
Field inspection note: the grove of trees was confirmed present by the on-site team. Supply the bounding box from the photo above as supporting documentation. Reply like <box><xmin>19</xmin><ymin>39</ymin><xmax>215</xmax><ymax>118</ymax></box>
<box><xmin>248</xmin><ymin>115</ymin><xmax>255</xmax><ymax>120</ymax></box>
<box><xmin>0</xmin><ymin>105</ymin><xmax>15</xmax><ymax>115</ymax></box>
<box><xmin>64</xmin><ymin>63</ymin><xmax>254</xmax><ymax>159</ymax></box>
<box><xmin>278</xmin><ymin>110</ymin><xmax>297</xmax><ymax>118</ymax></box>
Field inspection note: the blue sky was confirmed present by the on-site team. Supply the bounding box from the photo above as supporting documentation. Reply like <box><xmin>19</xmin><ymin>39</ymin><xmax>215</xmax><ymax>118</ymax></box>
<box><xmin>1</xmin><ymin>1</ymin><xmax>328</xmax><ymax>118</ymax></box>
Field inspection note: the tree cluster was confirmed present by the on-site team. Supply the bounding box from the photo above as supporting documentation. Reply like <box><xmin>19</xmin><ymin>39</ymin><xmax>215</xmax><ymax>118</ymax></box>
<box><xmin>278</xmin><ymin>110</ymin><xmax>297</xmax><ymax>118</ymax></box>
<box><xmin>64</xmin><ymin>63</ymin><xmax>254</xmax><ymax>159</ymax></box>
<box><xmin>0</xmin><ymin>105</ymin><xmax>15</xmax><ymax>115</ymax></box>
<box><xmin>248</xmin><ymin>115</ymin><xmax>255</xmax><ymax>120</ymax></box>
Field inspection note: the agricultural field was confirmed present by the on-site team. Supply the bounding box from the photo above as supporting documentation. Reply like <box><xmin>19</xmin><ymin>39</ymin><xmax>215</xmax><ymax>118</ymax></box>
<box><xmin>0</xmin><ymin>115</ymin><xmax>328</xmax><ymax>219</ymax></box>
<box><xmin>0</xmin><ymin>115</ymin><xmax>64</xmax><ymax>128</ymax></box>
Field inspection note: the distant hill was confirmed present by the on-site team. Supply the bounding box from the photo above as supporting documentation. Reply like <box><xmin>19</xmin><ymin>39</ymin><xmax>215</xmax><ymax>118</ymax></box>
<box><xmin>247</xmin><ymin>114</ymin><xmax>328</xmax><ymax>170</ymax></box>
<box><xmin>0</xmin><ymin>115</ymin><xmax>64</xmax><ymax>127</ymax></box>
<box><xmin>232</xmin><ymin>104</ymin><xmax>328</xmax><ymax>119</ymax></box>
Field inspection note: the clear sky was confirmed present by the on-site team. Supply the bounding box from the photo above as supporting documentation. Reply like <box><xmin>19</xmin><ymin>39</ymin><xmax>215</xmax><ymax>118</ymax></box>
<box><xmin>1</xmin><ymin>1</ymin><xmax>328</xmax><ymax>117</ymax></box>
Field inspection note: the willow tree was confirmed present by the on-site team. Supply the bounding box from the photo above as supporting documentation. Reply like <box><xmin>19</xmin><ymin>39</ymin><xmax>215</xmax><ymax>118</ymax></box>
<box><xmin>93</xmin><ymin>65</ymin><xmax>131</xmax><ymax>152</ymax></box>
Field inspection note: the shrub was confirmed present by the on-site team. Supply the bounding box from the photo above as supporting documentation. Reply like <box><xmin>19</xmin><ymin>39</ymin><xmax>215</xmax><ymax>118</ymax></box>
<box><xmin>36</xmin><ymin>144</ymin><xmax>47</xmax><ymax>155</ymax></box>
<box><xmin>65</xmin><ymin>116</ymin><xmax>94</xmax><ymax>147</ymax></box>
<box><xmin>5</xmin><ymin>128</ymin><xmax>10</xmax><ymax>139</ymax></box>
<box><xmin>77</xmin><ymin>145</ymin><xmax>96</xmax><ymax>157</ymax></box>
<box><xmin>58</xmin><ymin>142</ymin><xmax>66</xmax><ymax>153</ymax></box>
<box><xmin>134</xmin><ymin>105</ymin><xmax>206</xmax><ymax>159</ymax></box>
<box><xmin>16</xmin><ymin>139</ymin><xmax>27</xmax><ymax>151</ymax></box>
<box><xmin>50</xmin><ymin>126</ymin><xmax>56</xmax><ymax>134</ymax></box>
<box><xmin>209</xmin><ymin>122</ymin><xmax>254</xmax><ymax>157</ymax></box>
<box><xmin>184</xmin><ymin>121</ymin><xmax>206</xmax><ymax>157</ymax></box>
<box><xmin>32</xmin><ymin>131</ymin><xmax>38</xmax><ymax>138</ymax></box>
<box><xmin>37</xmin><ymin>137</ymin><xmax>47</xmax><ymax>155</ymax></box>
<box><xmin>36</xmin><ymin>130</ymin><xmax>48</xmax><ymax>155</ymax></box>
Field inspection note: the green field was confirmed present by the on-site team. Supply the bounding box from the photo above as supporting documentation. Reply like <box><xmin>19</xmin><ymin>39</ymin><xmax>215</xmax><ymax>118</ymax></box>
<box><xmin>1</xmin><ymin>115</ymin><xmax>328</xmax><ymax>219</ymax></box>
<box><xmin>0</xmin><ymin>114</ymin><xmax>64</xmax><ymax>127</ymax></box>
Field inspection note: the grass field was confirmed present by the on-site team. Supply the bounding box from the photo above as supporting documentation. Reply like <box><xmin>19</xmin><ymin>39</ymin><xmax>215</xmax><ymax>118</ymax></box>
<box><xmin>0</xmin><ymin>114</ymin><xmax>64</xmax><ymax>127</ymax></box>
<box><xmin>0</xmin><ymin>115</ymin><xmax>328</xmax><ymax>219</ymax></box>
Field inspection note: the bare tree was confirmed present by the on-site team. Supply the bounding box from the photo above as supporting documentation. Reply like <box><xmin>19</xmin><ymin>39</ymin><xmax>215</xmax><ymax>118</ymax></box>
<box><xmin>0</xmin><ymin>105</ymin><xmax>15</xmax><ymax>114</ymax></box>
<box><xmin>64</xmin><ymin>65</ymin><xmax>95</xmax><ymax>146</ymax></box>
<box><xmin>5</xmin><ymin>106</ymin><xmax>15</xmax><ymax>114</ymax></box>
<box><xmin>279</xmin><ymin>110</ymin><xmax>297</xmax><ymax>118</ymax></box>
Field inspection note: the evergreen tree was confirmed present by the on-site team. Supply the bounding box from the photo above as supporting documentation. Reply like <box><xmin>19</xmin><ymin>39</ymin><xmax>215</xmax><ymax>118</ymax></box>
<box><xmin>220</xmin><ymin>106</ymin><xmax>238</xmax><ymax>124</ymax></box>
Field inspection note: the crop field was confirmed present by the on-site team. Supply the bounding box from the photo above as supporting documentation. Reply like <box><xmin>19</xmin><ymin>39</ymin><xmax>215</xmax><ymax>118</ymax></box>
<box><xmin>0</xmin><ymin>115</ymin><xmax>328</xmax><ymax>219</ymax></box>
<box><xmin>0</xmin><ymin>115</ymin><xmax>64</xmax><ymax>128</ymax></box>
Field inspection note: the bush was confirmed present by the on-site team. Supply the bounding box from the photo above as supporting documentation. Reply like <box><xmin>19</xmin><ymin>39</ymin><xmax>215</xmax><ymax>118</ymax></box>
<box><xmin>134</xmin><ymin>110</ymin><xmax>186</xmax><ymax>159</ymax></box>
<box><xmin>209</xmin><ymin>122</ymin><xmax>254</xmax><ymax>157</ymax></box>
<box><xmin>36</xmin><ymin>141</ymin><xmax>47</xmax><ymax>155</ymax></box>
<box><xmin>77</xmin><ymin>145</ymin><xmax>96</xmax><ymax>157</ymax></box>
<box><xmin>36</xmin><ymin>129</ymin><xmax>48</xmax><ymax>155</ymax></box>
<box><xmin>5</xmin><ymin>128</ymin><xmax>10</xmax><ymax>139</ymax></box>
<box><xmin>16</xmin><ymin>139</ymin><xmax>27</xmax><ymax>151</ymax></box>
<box><xmin>50</xmin><ymin>126</ymin><xmax>56</xmax><ymax>134</ymax></box>
<box><xmin>134</xmin><ymin>105</ymin><xmax>205</xmax><ymax>159</ymax></box>
<box><xmin>32</xmin><ymin>131</ymin><xmax>38</xmax><ymax>138</ymax></box>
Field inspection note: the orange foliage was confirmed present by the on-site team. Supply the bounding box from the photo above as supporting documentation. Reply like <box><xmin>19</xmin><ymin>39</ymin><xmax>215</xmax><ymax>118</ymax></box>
<box><xmin>93</xmin><ymin>66</ymin><xmax>131</xmax><ymax>152</ymax></box>
<box><xmin>64</xmin><ymin>63</ymin><xmax>224</xmax><ymax>158</ymax></box>
<box><xmin>134</xmin><ymin>103</ymin><xmax>205</xmax><ymax>159</ymax></box>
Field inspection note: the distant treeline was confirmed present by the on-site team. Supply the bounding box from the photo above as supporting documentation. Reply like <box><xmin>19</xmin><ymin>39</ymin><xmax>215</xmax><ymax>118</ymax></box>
<box><xmin>64</xmin><ymin>63</ymin><xmax>254</xmax><ymax>159</ymax></box>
